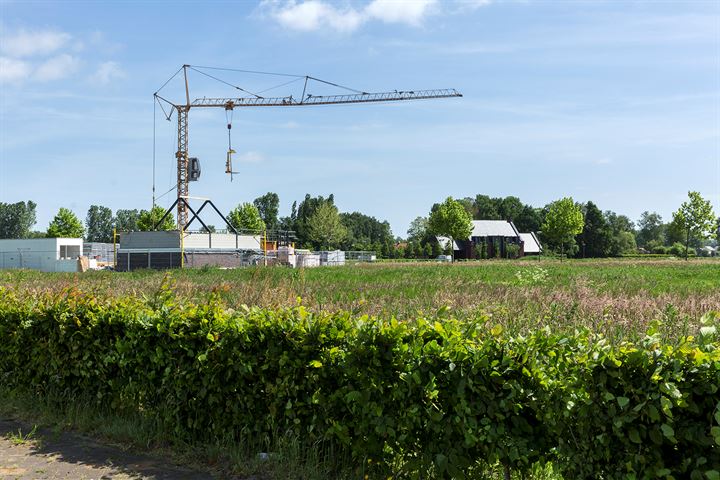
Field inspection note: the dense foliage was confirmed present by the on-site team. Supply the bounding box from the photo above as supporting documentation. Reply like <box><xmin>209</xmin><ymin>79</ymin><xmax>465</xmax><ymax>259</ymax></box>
<box><xmin>47</xmin><ymin>207</ymin><xmax>85</xmax><ymax>238</ymax></box>
<box><xmin>0</xmin><ymin>286</ymin><xmax>717</xmax><ymax>479</ymax></box>
<box><xmin>0</xmin><ymin>200</ymin><xmax>37</xmax><ymax>239</ymax></box>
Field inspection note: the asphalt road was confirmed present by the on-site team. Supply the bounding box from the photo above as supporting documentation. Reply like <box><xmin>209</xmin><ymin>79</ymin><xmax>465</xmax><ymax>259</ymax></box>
<box><xmin>0</xmin><ymin>418</ymin><xmax>217</xmax><ymax>480</ymax></box>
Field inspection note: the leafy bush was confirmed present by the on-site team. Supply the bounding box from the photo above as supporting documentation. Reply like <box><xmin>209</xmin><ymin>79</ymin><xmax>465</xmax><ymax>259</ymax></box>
<box><xmin>0</xmin><ymin>286</ymin><xmax>718</xmax><ymax>479</ymax></box>
<box><xmin>505</xmin><ymin>243</ymin><xmax>521</xmax><ymax>259</ymax></box>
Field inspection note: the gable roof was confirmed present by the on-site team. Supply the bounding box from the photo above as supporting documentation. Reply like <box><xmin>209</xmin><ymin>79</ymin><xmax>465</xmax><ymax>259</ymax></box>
<box><xmin>470</xmin><ymin>220</ymin><xmax>520</xmax><ymax>238</ymax></box>
<box><xmin>519</xmin><ymin>232</ymin><xmax>542</xmax><ymax>253</ymax></box>
<box><xmin>436</xmin><ymin>236</ymin><xmax>460</xmax><ymax>251</ymax></box>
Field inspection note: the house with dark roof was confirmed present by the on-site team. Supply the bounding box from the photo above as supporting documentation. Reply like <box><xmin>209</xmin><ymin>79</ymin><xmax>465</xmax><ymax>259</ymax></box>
<box><xmin>437</xmin><ymin>220</ymin><xmax>542</xmax><ymax>259</ymax></box>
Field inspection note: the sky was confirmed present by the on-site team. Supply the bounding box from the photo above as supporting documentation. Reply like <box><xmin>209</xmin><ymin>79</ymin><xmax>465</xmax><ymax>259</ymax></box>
<box><xmin>0</xmin><ymin>0</ymin><xmax>718</xmax><ymax>237</ymax></box>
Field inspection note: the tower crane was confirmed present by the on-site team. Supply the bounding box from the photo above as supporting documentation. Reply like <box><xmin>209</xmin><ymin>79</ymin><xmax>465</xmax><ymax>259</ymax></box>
<box><xmin>154</xmin><ymin>65</ymin><xmax>462</xmax><ymax>230</ymax></box>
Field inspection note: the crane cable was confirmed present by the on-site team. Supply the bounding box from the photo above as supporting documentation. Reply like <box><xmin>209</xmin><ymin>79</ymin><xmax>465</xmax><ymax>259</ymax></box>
<box><xmin>152</xmin><ymin>96</ymin><xmax>156</xmax><ymax>207</ymax></box>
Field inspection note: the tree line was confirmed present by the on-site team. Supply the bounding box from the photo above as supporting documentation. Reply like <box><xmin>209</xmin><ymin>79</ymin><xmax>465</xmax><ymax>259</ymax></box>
<box><xmin>0</xmin><ymin>191</ymin><xmax>716</xmax><ymax>259</ymax></box>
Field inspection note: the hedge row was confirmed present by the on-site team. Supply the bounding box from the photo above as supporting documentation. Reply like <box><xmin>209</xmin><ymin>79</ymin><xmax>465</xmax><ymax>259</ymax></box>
<box><xmin>0</xmin><ymin>285</ymin><xmax>718</xmax><ymax>479</ymax></box>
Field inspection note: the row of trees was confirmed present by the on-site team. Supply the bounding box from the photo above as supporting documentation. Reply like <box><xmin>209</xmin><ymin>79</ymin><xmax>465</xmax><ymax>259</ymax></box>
<box><xmin>1</xmin><ymin>191</ymin><xmax>716</xmax><ymax>259</ymax></box>
<box><xmin>417</xmin><ymin>192</ymin><xmax>717</xmax><ymax>260</ymax></box>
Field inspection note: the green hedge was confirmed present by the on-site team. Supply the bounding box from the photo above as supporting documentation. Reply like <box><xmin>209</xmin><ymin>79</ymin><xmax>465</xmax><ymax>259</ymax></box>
<box><xmin>0</xmin><ymin>285</ymin><xmax>718</xmax><ymax>479</ymax></box>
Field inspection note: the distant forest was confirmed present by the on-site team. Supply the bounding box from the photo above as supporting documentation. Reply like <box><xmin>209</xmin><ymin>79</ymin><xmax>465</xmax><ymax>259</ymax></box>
<box><xmin>0</xmin><ymin>190</ymin><xmax>717</xmax><ymax>259</ymax></box>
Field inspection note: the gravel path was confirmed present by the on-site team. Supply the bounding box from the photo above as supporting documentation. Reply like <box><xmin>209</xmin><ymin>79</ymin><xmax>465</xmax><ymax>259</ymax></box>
<box><xmin>0</xmin><ymin>418</ymin><xmax>217</xmax><ymax>480</ymax></box>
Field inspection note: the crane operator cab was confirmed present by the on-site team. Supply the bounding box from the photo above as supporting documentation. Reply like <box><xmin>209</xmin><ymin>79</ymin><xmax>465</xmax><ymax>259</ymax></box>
<box><xmin>189</xmin><ymin>157</ymin><xmax>201</xmax><ymax>181</ymax></box>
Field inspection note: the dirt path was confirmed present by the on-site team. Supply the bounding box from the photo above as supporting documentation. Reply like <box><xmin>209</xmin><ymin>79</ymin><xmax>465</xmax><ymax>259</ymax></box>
<box><xmin>0</xmin><ymin>418</ymin><xmax>219</xmax><ymax>479</ymax></box>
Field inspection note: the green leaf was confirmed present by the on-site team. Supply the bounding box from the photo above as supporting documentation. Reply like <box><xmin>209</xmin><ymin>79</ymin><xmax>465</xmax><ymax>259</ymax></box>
<box><xmin>705</xmin><ymin>471</ymin><xmax>719</xmax><ymax>480</ymax></box>
<box><xmin>712</xmin><ymin>426</ymin><xmax>720</xmax><ymax>446</ymax></box>
<box><xmin>660</xmin><ymin>423</ymin><xmax>675</xmax><ymax>440</ymax></box>
<box><xmin>309</xmin><ymin>360</ymin><xmax>323</xmax><ymax>368</ymax></box>
<box><xmin>628</xmin><ymin>428</ymin><xmax>641</xmax><ymax>444</ymax></box>
<box><xmin>206</xmin><ymin>332</ymin><xmax>215</xmax><ymax>342</ymax></box>
<box><xmin>617</xmin><ymin>396</ymin><xmax>630</xmax><ymax>409</ymax></box>
<box><xmin>700</xmin><ymin>325</ymin><xmax>716</xmax><ymax>337</ymax></box>
<box><xmin>661</xmin><ymin>396</ymin><xmax>673</xmax><ymax>418</ymax></box>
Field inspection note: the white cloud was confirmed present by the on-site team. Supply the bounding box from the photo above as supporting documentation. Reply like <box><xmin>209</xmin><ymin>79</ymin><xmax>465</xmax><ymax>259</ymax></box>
<box><xmin>260</xmin><ymin>0</ymin><xmax>461</xmax><ymax>32</ymax></box>
<box><xmin>0</xmin><ymin>29</ymin><xmax>71</xmax><ymax>57</ymax></box>
<box><xmin>269</xmin><ymin>1</ymin><xmax>364</xmax><ymax>32</ymax></box>
<box><xmin>0</xmin><ymin>57</ymin><xmax>31</xmax><ymax>82</ymax></box>
<box><xmin>34</xmin><ymin>54</ymin><xmax>80</xmax><ymax>81</ymax></box>
<box><xmin>90</xmin><ymin>61</ymin><xmax>125</xmax><ymax>84</ymax></box>
<box><xmin>365</xmin><ymin>0</ymin><xmax>437</xmax><ymax>26</ymax></box>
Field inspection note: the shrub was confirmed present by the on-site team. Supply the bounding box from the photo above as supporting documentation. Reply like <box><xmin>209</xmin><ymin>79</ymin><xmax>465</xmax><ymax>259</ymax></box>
<box><xmin>0</xmin><ymin>287</ymin><xmax>718</xmax><ymax>479</ymax></box>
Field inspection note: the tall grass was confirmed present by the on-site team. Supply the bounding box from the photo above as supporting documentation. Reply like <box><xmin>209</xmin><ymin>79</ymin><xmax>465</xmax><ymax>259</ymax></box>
<box><xmin>2</xmin><ymin>258</ymin><xmax>717</xmax><ymax>340</ymax></box>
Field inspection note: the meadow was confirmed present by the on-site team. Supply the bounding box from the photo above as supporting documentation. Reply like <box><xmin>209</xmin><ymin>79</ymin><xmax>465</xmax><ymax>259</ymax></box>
<box><xmin>2</xmin><ymin>257</ymin><xmax>718</xmax><ymax>340</ymax></box>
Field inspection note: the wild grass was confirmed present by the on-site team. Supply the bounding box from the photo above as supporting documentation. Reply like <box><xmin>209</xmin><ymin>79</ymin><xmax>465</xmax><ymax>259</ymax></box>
<box><xmin>2</xmin><ymin>258</ymin><xmax>718</xmax><ymax>340</ymax></box>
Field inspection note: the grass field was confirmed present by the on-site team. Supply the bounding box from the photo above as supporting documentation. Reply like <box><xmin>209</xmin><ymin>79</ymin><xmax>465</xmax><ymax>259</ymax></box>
<box><xmin>2</xmin><ymin>257</ymin><xmax>718</xmax><ymax>340</ymax></box>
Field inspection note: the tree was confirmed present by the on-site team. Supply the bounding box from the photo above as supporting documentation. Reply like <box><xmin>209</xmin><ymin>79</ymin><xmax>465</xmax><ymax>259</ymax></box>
<box><xmin>0</xmin><ymin>201</ymin><xmax>37</xmax><ymax>238</ymax></box>
<box><xmin>457</xmin><ymin>197</ymin><xmax>476</xmax><ymax>218</ymax></box>
<box><xmin>541</xmin><ymin>197</ymin><xmax>584</xmax><ymax>260</ymax></box>
<box><xmin>293</xmin><ymin>194</ymin><xmax>335</xmax><ymax>247</ymax></box>
<box><xmin>228</xmin><ymin>203</ymin><xmax>266</xmax><ymax>232</ymax></box>
<box><xmin>85</xmin><ymin>205</ymin><xmax>113</xmax><ymax>243</ymax></box>
<box><xmin>115</xmin><ymin>209</ymin><xmax>140</xmax><ymax>232</ymax></box>
<box><xmin>615</xmin><ymin>231</ymin><xmax>637</xmax><ymax>255</ymax></box>
<box><xmin>498</xmin><ymin>196</ymin><xmax>524</xmax><ymax>222</ymax></box>
<box><xmin>577</xmin><ymin>201</ymin><xmax>612</xmax><ymax>258</ymax></box>
<box><xmin>515</xmin><ymin>205</ymin><xmax>543</xmax><ymax>233</ymax></box>
<box><xmin>604</xmin><ymin>211</ymin><xmax>636</xmax><ymax>256</ymax></box>
<box><xmin>253</xmin><ymin>192</ymin><xmax>280</xmax><ymax>231</ymax></box>
<box><xmin>428</xmin><ymin>197</ymin><xmax>472</xmax><ymax>262</ymax></box>
<box><xmin>636</xmin><ymin>211</ymin><xmax>664</xmax><ymax>248</ymax></box>
<box><xmin>406</xmin><ymin>216</ymin><xmax>429</xmax><ymax>243</ymax></box>
<box><xmin>671</xmin><ymin>191</ymin><xmax>716</xmax><ymax>260</ymax></box>
<box><xmin>138</xmin><ymin>205</ymin><xmax>176</xmax><ymax>231</ymax></box>
<box><xmin>473</xmin><ymin>194</ymin><xmax>501</xmax><ymax>220</ymax></box>
<box><xmin>306</xmin><ymin>202</ymin><xmax>347</xmax><ymax>249</ymax></box>
<box><xmin>340</xmin><ymin>211</ymin><xmax>392</xmax><ymax>252</ymax></box>
<box><xmin>47</xmin><ymin>208</ymin><xmax>85</xmax><ymax>238</ymax></box>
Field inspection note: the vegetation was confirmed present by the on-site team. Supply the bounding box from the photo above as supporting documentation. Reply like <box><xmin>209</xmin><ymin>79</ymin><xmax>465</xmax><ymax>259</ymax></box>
<box><xmin>541</xmin><ymin>198</ymin><xmax>584</xmax><ymax>259</ymax></box>
<box><xmin>137</xmin><ymin>205</ymin><xmax>176</xmax><ymax>231</ymax></box>
<box><xmin>254</xmin><ymin>192</ymin><xmax>280</xmax><ymax>231</ymax></box>
<box><xmin>46</xmin><ymin>207</ymin><xmax>85</xmax><ymax>238</ymax></box>
<box><xmin>1</xmin><ymin>191</ymin><xmax>716</xmax><ymax>261</ymax></box>
<box><xmin>306</xmin><ymin>202</ymin><xmax>347</xmax><ymax>249</ymax></box>
<box><xmin>672</xmin><ymin>191</ymin><xmax>716</xmax><ymax>260</ymax></box>
<box><xmin>1</xmin><ymin>260</ymin><xmax>717</xmax><ymax>340</ymax></box>
<box><xmin>429</xmin><ymin>197</ymin><xmax>473</xmax><ymax>261</ymax></box>
<box><xmin>0</xmin><ymin>200</ymin><xmax>37</xmax><ymax>238</ymax></box>
<box><xmin>85</xmin><ymin>204</ymin><xmax>114</xmax><ymax>242</ymax></box>
<box><xmin>0</xmin><ymin>284</ymin><xmax>717</xmax><ymax>479</ymax></box>
<box><xmin>229</xmin><ymin>202</ymin><xmax>266</xmax><ymax>232</ymax></box>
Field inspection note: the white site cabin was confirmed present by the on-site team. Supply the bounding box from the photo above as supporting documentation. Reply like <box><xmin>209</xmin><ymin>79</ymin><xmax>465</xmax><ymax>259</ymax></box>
<box><xmin>0</xmin><ymin>237</ymin><xmax>84</xmax><ymax>272</ymax></box>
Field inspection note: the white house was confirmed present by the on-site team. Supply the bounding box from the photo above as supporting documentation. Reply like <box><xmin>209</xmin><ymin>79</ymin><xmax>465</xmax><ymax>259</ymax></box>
<box><xmin>0</xmin><ymin>238</ymin><xmax>83</xmax><ymax>272</ymax></box>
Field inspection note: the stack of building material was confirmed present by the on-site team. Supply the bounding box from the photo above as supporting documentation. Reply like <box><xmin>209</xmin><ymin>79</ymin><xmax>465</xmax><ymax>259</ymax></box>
<box><xmin>320</xmin><ymin>250</ymin><xmax>345</xmax><ymax>266</ymax></box>
<box><xmin>295</xmin><ymin>250</ymin><xmax>320</xmax><ymax>268</ymax></box>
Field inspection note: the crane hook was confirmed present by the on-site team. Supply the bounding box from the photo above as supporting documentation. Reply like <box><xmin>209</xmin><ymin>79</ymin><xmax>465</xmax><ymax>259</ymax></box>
<box><xmin>225</xmin><ymin>107</ymin><xmax>239</xmax><ymax>181</ymax></box>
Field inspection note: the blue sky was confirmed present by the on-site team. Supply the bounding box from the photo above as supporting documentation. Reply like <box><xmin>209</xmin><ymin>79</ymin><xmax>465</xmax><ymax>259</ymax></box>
<box><xmin>1</xmin><ymin>0</ymin><xmax>718</xmax><ymax>237</ymax></box>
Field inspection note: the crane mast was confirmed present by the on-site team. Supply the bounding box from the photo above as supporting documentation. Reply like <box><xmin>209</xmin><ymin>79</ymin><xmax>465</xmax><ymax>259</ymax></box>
<box><xmin>156</xmin><ymin>65</ymin><xmax>462</xmax><ymax>230</ymax></box>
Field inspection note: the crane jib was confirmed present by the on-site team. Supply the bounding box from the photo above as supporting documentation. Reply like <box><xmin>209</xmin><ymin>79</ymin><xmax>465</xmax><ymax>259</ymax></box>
<box><xmin>189</xmin><ymin>89</ymin><xmax>462</xmax><ymax>108</ymax></box>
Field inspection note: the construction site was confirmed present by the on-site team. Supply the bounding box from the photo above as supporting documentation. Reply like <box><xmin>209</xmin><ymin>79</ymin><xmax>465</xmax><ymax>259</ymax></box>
<box><xmin>0</xmin><ymin>65</ymin><xmax>460</xmax><ymax>273</ymax></box>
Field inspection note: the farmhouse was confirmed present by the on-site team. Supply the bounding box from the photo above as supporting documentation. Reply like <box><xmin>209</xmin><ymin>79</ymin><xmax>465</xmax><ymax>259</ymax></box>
<box><xmin>438</xmin><ymin>220</ymin><xmax>542</xmax><ymax>259</ymax></box>
<box><xmin>0</xmin><ymin>237</ymin><xmax>84</xmax><ymax>272</ymax></box>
